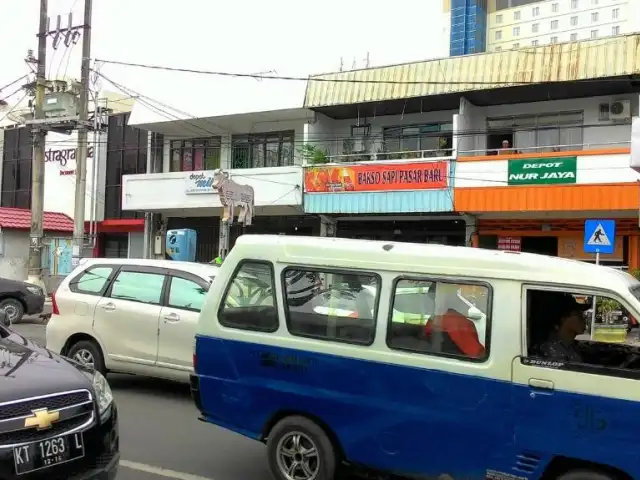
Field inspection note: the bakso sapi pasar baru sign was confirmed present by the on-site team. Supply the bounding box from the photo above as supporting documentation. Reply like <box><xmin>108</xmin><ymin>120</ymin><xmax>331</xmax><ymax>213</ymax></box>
<box><xmin>304</xmin><ymin>161</ymin><xmax>448</xmax><ymax>193</ymax></box>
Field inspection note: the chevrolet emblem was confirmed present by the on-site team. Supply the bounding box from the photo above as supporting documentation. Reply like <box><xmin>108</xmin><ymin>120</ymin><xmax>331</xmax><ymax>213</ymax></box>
<box><xmin>24</xmin><ymin>408</ymin><xmax>60</xmax><ymax>430</ymax></box>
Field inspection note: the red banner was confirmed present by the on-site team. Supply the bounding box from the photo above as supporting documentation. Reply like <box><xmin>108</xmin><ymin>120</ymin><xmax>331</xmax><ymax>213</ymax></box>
<box><xmin>304</xmin><ymin>161</ymin><xmax>448</xmax><ymax>193</ymax></box>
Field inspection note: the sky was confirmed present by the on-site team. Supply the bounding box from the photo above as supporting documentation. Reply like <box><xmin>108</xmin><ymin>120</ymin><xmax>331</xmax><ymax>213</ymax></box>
<box><xmin>0</xmin><ymin>0</ymin><xmax>447</xmax><ymax>121</ymax></box>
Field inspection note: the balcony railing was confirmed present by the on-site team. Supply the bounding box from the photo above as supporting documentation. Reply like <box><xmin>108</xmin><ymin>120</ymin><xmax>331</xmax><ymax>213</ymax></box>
<box><xmin>303</xmin><ymin>148</ymin><xmax>454</xmax><ymax>166</ymax></box>
<box><xmin>458</xmin><ymin>140</ymin><xmax>631</xmax><ymax>157</ymax></box>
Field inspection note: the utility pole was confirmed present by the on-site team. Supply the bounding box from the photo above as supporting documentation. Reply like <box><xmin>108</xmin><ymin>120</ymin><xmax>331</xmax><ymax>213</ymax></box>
<box><xmin>72</xmin><ymin>0</ymin><xmax>92</xmax><ymax>266</ymax></box>
<box><xmin>27</xmin><ymin>0</ymin><xmax>48</xmax><ymax>288</ymax></box>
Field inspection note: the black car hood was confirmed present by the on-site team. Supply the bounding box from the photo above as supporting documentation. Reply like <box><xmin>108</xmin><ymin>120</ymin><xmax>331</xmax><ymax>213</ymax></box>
<box><xmin>0</xmin><ymin>327</ymin><xmax>93</xmax><ymax>403</ymax></box>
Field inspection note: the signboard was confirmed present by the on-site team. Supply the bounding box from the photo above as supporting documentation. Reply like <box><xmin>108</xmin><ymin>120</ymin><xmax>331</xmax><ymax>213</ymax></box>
<box><xmin>559</xmin><ymin>235</ymin><xmax>623</xmax><ymax>261</ymax></box>
<box><xmin>304</xmin><ymin>161</ymin><xmax>448</xmax><ymax>193</ymax></box>
<box><xmin>185</xmin><ymin>171</ymin><xmax>216</xmax><ymax>195</ymax></box>
<box><xmin>507</xmin><ymin>157</ymin><xmax>577</xmax><ymax>185</ymax></box>
<box><xmin>497</xmin><ymin>236</ymin><xmax>521</xmax><ymax>252</ymax></box>
<box><xmin>213</xmin><ymin>170</ymin><xmax>255</xmax><ymax>226</ymax></box>
<box><xmin>584</xmin><ymin>219</ymin><xmax>616</xmax><ymax>255</ymax></box>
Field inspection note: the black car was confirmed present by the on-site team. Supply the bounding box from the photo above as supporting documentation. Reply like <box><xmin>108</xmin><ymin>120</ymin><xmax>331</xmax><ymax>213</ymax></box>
<box><xmin>0</xmin><ymin>278</ymin><xmax>46</xmax><ymax>325</ymax></box>
<box><xmin>0</xmin><ymin>324</ymin><xmax>119</xmax><ymax>479</ymax></box>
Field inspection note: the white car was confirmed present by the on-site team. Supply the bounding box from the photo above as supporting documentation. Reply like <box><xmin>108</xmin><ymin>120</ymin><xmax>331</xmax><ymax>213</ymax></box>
<box><xmin>46</xmin><ymin>258</ymin><xmax>219</xmax><ymax>383</ymax></box>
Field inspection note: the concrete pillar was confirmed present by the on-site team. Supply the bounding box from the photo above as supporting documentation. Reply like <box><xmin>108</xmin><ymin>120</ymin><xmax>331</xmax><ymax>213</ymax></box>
<box><xmin>319</xmin><ymin>215</ymin><xmax>336</xmax><ymax>237</ymax></box>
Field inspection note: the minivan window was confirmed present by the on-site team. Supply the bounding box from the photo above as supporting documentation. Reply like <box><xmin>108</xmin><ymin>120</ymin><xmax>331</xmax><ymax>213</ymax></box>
<box><xmin>110</xmin><ymin>271</ymin><xmax>165</xmax><ymax>305</ymax></box>
<box><xmin>168</xmin><ymin>277</ymin><xmax>207</xmax><ymax>312</ymax></box>
<box><xmin>283</xmin><ymin>268</ymin><xmax>380</xmax><ymax>345</ymax></box>
<box><xmin>218</xmin><ymin>261</ymin><xmax>278</xmax><ymax>332</ymax></box>
<box><xmin>70</xmin><ymin>267</ymin><xmax>114</xmax><ymax>294</ymax></box>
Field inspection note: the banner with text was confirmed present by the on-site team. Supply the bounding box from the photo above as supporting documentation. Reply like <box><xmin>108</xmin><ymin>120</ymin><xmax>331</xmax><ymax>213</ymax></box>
<box><xmin>304</xmin><ymin>161</ymin><xmax>448</xmax><ymax>193</ymax></box>
<box><xmin>507</xmin><ymin>157</ymin><xmax>577</xmax><ymax>186</ymax></box>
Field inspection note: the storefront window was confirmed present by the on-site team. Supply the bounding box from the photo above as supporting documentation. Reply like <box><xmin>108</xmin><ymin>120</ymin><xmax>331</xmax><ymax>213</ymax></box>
<box><xmin>170</xmin><ymin>138</ymin><xmax>221</xmax><ymax>172</ymax></box>
<box><xmin>486</xmin><ymin>111</ymin><xmax>583</xmax><ymax>154</ymax></box>
<box><xmin>382</xmin><ymin>123</ymin><xmax>453</xmax><ymax>159</ymax></box>
<box><xmin>231</xmin><ymin>131</ymin><xmax>294</xmax><ymax>169</ymax></box>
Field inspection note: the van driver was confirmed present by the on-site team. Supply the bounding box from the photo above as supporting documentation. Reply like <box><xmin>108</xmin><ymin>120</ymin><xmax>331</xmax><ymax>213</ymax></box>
<box><xmin>538</xmin><ymin>295</ymin><xmax>589</xmax><ymax>362</ymax></box>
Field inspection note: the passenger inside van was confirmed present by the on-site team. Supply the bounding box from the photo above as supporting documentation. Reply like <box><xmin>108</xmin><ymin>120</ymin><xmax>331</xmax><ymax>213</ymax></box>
<box><xmin>424</xmin><ymin>283</ymin><xmax>485</xmax><ymax>359</ymax></box>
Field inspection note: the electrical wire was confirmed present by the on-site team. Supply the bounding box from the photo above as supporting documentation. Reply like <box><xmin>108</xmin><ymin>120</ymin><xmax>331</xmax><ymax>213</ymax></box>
<box><xmin>93</xmin><ymin>57</ymin><xmax>640</xmax><ymax>86</ymax></box>
<box><xmin>0</xmin><ymin>75</ymin><xmax>28</xmax><ymax>94</ymax></box>
<box><xmin>0</xmin><ymin>93</ymin><xmax>29</xmax><ymax>124</ymax></box>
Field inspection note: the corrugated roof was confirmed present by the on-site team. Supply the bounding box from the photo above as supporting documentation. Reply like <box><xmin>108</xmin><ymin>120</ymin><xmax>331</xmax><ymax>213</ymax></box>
<box><xmin>0</xmin><ymin>208</ymin><xmax>74</xmax><ymax>232</ymax></box>
<box><xmin>304</xmin><ymin>34</ymin><xmax>640</xmax><ymax>108</ymax></box>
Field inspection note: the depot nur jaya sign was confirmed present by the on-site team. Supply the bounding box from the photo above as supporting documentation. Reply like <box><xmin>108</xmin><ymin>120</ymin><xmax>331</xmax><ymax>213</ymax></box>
<box><xmin>507</xmin><ymin>157</ymin><xmax>577</xmax><ymax>186</ymax></box>
<box><xmin>304</xmin><ymin>161</ymin><xmax>448</xmax><ymax>193</ymax></box>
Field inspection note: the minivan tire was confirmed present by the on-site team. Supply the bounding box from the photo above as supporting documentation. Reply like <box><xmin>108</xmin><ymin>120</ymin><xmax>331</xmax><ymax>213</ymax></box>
<box><xmin>67</xmin><ymin>340</ymin><xmax>106</xmax><ymax>375</ymax></box>
<box><xmin>0</xmin><ymin>298</ymin><xmax>24</xmax><ymax>324</ymax></box>
<box><xmin>267</xmin><ymin>416</ymin><xmax>337</xmax><ymax>480</ymax></box>
<box><xmin>557</xmin><ymin>470</ymin><xmax>618</xmax><ymax>480</ymax></box>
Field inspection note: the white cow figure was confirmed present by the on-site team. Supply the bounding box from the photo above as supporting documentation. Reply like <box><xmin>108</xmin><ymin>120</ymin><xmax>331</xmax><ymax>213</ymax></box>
<box><xmin>212</xmin><ymin>169</ymin><xmax>255</xmax><ymax>226</ymax></box>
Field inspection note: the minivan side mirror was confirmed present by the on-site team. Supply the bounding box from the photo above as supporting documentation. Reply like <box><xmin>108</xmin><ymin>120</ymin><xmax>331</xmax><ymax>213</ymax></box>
<box><xmin>467</xmin><ymin>307</ymin><xmax>484</xmax><ymax>320</ymax></box>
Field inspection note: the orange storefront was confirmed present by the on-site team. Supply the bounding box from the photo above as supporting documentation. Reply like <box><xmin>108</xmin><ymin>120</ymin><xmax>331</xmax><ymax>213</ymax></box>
<box><xmin>454</xmin><ymin>148</ymin><xmax>640</xmax><ymax>270</ymax></box>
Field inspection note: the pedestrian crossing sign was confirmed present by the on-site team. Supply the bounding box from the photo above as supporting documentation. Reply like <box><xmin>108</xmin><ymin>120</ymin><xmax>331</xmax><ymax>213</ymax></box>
<box><xmin>584</xmin><ymin>219</ymin><xmax>616</xmax><ymax>254</ymax></box>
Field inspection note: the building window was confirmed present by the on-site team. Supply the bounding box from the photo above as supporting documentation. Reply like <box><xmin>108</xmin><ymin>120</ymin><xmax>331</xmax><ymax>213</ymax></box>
<box><xmin>496</xmin><ymin>14</ymin><xmax>503</xmax><ymax>24</ymax></box>
<box><xmin>532</xmin><ymin>23</ymin><xmax>539</xmax><ymax>33</ymax></box>
<box><xmin>591</xmin><ymin>0</ymin><xmax>598</xmax><ymax>4</ymax></box>
<box><xmin>591</xmin><ymin>29</ymin><xmax>598</xmax><ymax>39</ymax></box>
<box><xmin>383</xmin><ymin>123</ymin><xmax>453</xmax><ymax>158</ymax></box>
<box><xmin>550</xmin><ymin>36</ymin><xmax>558</xmax><ymax>43</ymax></box>
<box><xmin>570</xmin><ymin>16</ymin><xmax>578</xmax><ymax>26</ymax></box>
<box><xmin>231</xmin><ymin>131</ymin><xmax>294</xmax><ymax>169</ymax></box>
<box><xmin>105</xmin><ymin>113</ymin><xmax>148</xmax><ymax>220</ymax></box>
<box><xmin>571</xmin><ymin>0</ymin><xmax>578</xmax><ymax>8</ymax></box>
<box><xmin>532</xmin><ymin>6</ymin><xmax>540</xmax><ymax>16</ymax></box>
<box><xmin>552</xmin><ymin>2</ymin><xmax>559</xmax><ymax>13</ymax></box>
<box><xmin>532</xmin><ymin>39</ymin><xmax>539</xmax><ymax>46</ymax></box>
<box><xmin>612</xmin><ymin>8</ymin><xmax>619</xmax><ymax>19</ymax></box>
<box><xmin>551</xmin><ymin>20</ymin><xmax>558</xmax><ymax>30</ymax></box>
<box><xmin>612</xmin><ymin>25</ymin><xmax>620</xmax><ymax>36</ymax></box>
<box><xmin>1</xmin><ymin>127</ymin><xmax>32</xmax><ymax>210</ymax></box>
<box><xmin>512</xmin><ymin>42</ymin><xmax>520</xmax><ymax>49</ymax></box>
<box><xmin>495</xmin><ymin>30</ymin><xmax>502</xmax><ymax>40</ymax></box>
<box><xmin>486</xmin><ymin>111</ymin><xmax>584</xmax><ymax>154</ymax></box>
<box><xmin>570</xmin><ymin>32</ymin><xmax>578</xmax><ymax>41</ymax></box>
<box><xmin>513</xmin><ymin>26</ymin><xmax>520</xmax><ymax>36</ymax></box>
<box><xmin>514</xmin><ymin>10</ymin><xmax>521</xmax><ymax>20</ymax></box>
<box><xmin>591</xmin><ymin>12</ymin><xmax>598</xmax><ymax>22</ymax></box>
<box><xmin>170</xmin><ymin>138</ymin><xmax>221</xmax><ymax>172</ymax></box>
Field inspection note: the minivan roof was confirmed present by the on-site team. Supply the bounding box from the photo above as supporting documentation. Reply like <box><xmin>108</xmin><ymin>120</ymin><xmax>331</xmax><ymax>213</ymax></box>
<box><xmin>231</xmin><ymin>235</ymin><xmax>638</xmax><ymax>292</ymax></box>
<box><xmin>78</xmin><ymin>258</ymin><xmax>219</xmax><ymax>278</ymax></box>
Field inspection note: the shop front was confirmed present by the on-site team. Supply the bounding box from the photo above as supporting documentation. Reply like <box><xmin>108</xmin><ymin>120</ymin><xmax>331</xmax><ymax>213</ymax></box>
<box><xmin>303</xmin><ymin>157</ymin><xmax>467</xmax><ymax>245</ymax></box>
<box><xmin>455</xmin><ymin>149</ymin><xmax>640</xmax><ymax>269</ymax></box>
<box><xmin>121</xmin><ymin>166</ymin><xmax>306</xmax><ymax>262</ymax></box>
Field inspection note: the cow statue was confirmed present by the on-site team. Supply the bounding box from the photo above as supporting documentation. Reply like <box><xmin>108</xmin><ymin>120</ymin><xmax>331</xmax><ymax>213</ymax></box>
<box><xmin>212</xmin><ymin>169</ymin><xmax>255</xmax><ymax>226</ymax></box>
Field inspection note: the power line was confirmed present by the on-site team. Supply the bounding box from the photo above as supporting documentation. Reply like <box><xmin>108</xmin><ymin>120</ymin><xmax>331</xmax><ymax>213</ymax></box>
<box><xmin>0</xmin><ymin>93</ymin><xmax>29</xmax><ymax>124</ymax></box>
<box><xmin>0</xmin><ymin>75</ymin><xmax>28</xmax><ymax>94</ymax></box>
<box><xmin>93</xmin><ymin>57</ymin><xmax>640</xmax><ymax>86</ymax></box>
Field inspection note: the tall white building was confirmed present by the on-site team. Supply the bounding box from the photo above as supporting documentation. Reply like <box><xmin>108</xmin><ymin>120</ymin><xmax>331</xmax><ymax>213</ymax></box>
<box><xmin>443</xmin><ymin>0</ymin><xmax>640</xmax><ymax>56</ymax></box>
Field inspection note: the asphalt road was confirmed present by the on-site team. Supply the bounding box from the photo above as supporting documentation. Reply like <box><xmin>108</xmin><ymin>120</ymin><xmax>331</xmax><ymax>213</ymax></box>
<box><xmin>11</xmin><ymin>319</ymin><xmax>274</xmax><ymax>480</ymax></box>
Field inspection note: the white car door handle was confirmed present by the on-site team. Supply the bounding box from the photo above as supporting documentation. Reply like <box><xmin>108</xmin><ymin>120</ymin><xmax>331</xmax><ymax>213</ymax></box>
<box><xmin>100</xmin><ymin>303</ymin><xmax>116</xmax><ymax>311</ymax></box>
<box><xmin>164</xmin><ymin>313</ymin><xmax>180</xmax><ymax>322</ymax></box>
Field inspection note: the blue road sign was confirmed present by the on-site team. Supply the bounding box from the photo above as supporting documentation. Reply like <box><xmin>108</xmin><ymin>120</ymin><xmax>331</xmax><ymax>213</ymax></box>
<box><xmin>584</xmin><ymin>219</ymin><xmax>616</xmax><ymax>254</ymax></box>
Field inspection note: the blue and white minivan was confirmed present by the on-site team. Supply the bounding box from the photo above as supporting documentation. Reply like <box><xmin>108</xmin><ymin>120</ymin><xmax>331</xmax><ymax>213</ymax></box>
<box><xmin>191</xmin><ymin>234</ymin><xmax>640</xmax><ymax>480</ymax></box>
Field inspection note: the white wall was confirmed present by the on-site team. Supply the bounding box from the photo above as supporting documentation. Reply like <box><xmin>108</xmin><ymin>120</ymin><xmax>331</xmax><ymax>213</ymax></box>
<box><xmin>121</xmin><ymin>166</ymin><xmax>303</xmax><ymax>211</ymax></box>
<box><xmin>458</xmin><ymin>94</ymin><xmax>637</xmax><ymax>155</ymax></box>
<box><xmin>456</xmin><ymin>152</ymin><xmax>639</xmax><ymax>187</ymax></box>
<box><xmin>44</xmin><ymin>130</ymin><xmax>107</xmax><ymax>222</ymax></box>
<box><xmin>487</xmin><ymin>0</ymin><xmax>631</xmax><ymax>51</ymax></box>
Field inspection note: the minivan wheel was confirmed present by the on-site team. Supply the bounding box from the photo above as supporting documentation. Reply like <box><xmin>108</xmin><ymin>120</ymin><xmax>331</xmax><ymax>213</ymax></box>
<box><xmin>0</xmin><ymin>298</ymin><xmax>24</xmax><ymax>324</ymax></box>
<box><xmin>67</xmin><ymin>340</ymin><xmax>106</xmax><ymax>375</ymax></box>
<box><xmin>267</xmin><ymin>416</ymin><xmax>336</xmax><ymax>480</ymax></box>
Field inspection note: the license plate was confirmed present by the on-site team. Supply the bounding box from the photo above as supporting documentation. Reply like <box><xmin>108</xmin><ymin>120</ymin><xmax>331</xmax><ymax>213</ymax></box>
<box><xmin>13</xmin><ymin>432</ymin><xmax>84</xmax><ymax>475</ymax></box>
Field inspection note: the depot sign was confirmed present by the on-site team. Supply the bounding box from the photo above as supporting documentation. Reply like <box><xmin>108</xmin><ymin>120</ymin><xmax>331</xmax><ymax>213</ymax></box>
<box><xmin>185</xmin><ymin>171</ymin><xmax>216</xmax><ymax>194</ymax></box>
<box><xmin>507</xmin><ymin>157</ymin><xmax>577</xmax><ymax>186</ymax></box>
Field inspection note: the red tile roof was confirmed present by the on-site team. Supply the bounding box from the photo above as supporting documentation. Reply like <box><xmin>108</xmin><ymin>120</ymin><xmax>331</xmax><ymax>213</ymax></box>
<box><xmin>0</xmin><ymin>207</ymin><xmax>74</xmax><ymax>232</ymax></box>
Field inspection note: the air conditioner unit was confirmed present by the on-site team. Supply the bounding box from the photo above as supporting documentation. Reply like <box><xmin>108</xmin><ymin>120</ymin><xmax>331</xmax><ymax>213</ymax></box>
<box><xmin>610</xmin><ymin>100</ymin><xmax>631</xmax><ymax>121</ymax></box>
